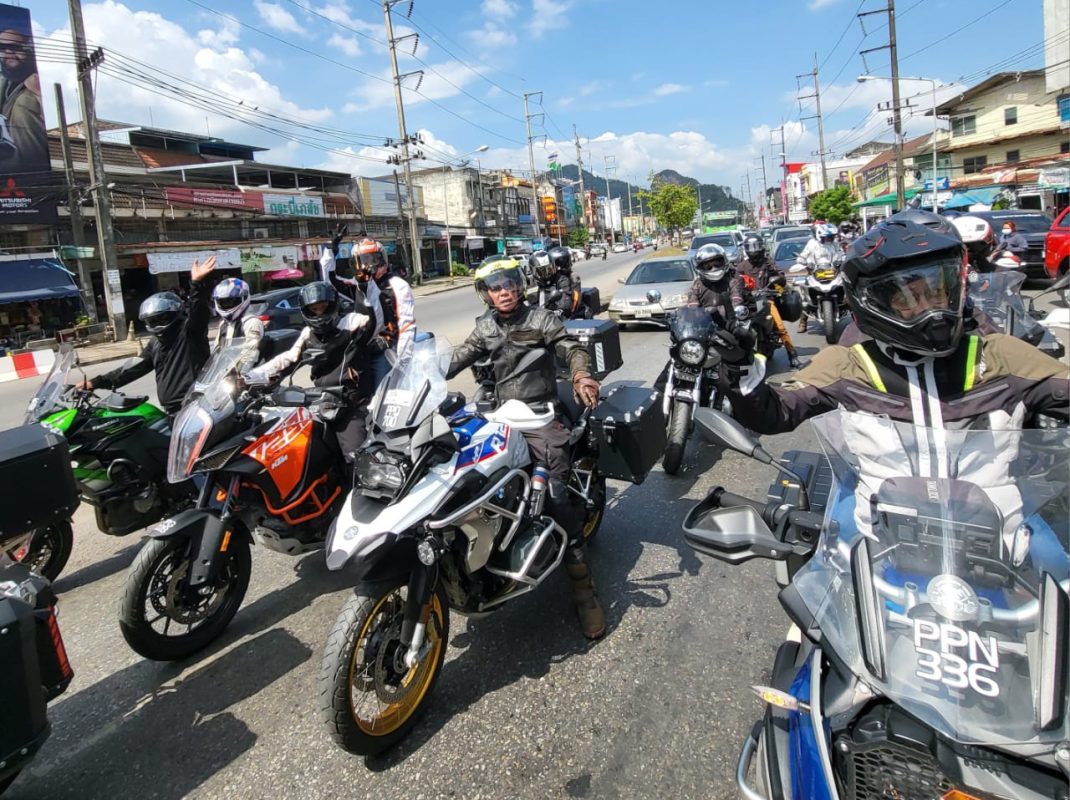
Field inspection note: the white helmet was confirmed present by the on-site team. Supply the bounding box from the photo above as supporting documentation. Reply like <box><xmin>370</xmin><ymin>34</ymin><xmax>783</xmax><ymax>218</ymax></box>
<box><xmin>817</xmin><ymin>223</ymin><xmax>838</xmax><ymax>241</ymax></box>
<box><xmin>211</xmin><ymin>277</ymin><xmax>251</xmax><ymax>321</ymax></box>
<box><xmin>950</xmin><ymin>215</ymin><xmax>995</xmax><ymax>246</ymax></box>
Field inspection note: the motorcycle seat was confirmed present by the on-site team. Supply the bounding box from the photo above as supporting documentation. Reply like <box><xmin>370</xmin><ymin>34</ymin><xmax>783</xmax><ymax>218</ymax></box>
<box><xmin>555</xmin><ymin>381</ymin><xmax>584</xmax><ymax>424</ymax></box>
<box><xmin>102</xmin><ymin>392</ymin><xmax>148</xmax><ymax>411</ymax></box>
<box><xmin>485</xmin><ymin>399</ymin><xmax>556</xmax><ymax>431</ymax></box>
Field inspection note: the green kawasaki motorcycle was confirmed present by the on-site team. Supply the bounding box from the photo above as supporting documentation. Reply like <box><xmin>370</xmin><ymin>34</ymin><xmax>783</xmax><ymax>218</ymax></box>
<box><xmin>10</xmin><ymin>347</ymin><xmax>193</xmax><ymax>580</ymax></box>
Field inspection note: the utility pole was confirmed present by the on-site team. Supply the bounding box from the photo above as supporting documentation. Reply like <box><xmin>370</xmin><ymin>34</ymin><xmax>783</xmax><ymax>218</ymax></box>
<box><xmin>523</xmin><ymin>92</ymin><xmax>543</xmax><ymax>242</ymax></box>
<box><xmin>626</xmin><ymin>179</ymin><xmax>633</xmax><ymax>240</ymax></box>
<box><xmin>796</xmin><ymin>54</ymin><xmax>829</xmax><ymax>191</ymax></box>
<box><xmin>54</xmin><ymin>82</ymin><xmax>95</xmax><ymax>324</ymax></box>
<box><xmin>573</xmin><ymin>125</ymin><xmax>586</xmax><ymax>234</ymax></box>
<box><xmin>383</xmin><ymin>0</ymin><xmax>424</xmax><ymax>283</ymax></box>
<box><xmin>743</xmin><ymin>170</ymin><xmax>754</xmax><ymax>226</ymax></box>
<box><xmin>860</xmin><ymin>0</ymin><xmax>905</xmax><ymax>210</ymax></box>
<box><xmin>755</xmin><ymin>153</ymin><xmax>769</xmax><ymax>225</ymax></box>
<box><xmin>771</xmin><ymin>126</ymin><xmax>788</xmax><ymax>223</ymax></box>
<box><xmin>603</xmin><ymin>155</ymin><xmax>616</xmax><ymax>245</ymax></box>
<box><xmin>69</xmin><ymin>0</ymin><xmax>124</xmax><ymax>334</ymax></box>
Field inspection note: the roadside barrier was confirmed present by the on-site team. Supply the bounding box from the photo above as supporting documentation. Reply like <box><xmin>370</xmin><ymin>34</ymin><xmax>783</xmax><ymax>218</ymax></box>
<box><xmin>0</xmin><ymin>348</ymin><xmax>56</xmax><ymax>383</ymax></box>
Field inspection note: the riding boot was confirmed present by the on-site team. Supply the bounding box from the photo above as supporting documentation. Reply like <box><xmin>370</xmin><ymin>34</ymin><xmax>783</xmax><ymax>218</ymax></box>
<box><xmin>564</xmin><ymin>546</ymin><xmax>606</xmax><ymax>640</ymax></box>
<box><xmin>787</xmin><ymin>346</ymin><xmax>803</xmax><ymax>370</ymax></box>
<box><xmin>796</xmin><ymin>315</ymin><xmax>808</xmax><ymax>334</ymax></box>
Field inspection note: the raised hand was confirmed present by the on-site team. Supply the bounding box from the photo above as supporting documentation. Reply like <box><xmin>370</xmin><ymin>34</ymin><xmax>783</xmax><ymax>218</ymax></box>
<box><xmin>191</xmin><ymin>255</ymin><xmax>218</xmax><ymax>283</ymax></box>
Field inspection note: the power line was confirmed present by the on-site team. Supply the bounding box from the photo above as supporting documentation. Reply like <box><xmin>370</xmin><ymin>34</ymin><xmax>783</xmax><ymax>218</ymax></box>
<box><xmin>899</xmin><ymin>0</ymin><xmax>1013</xmax><ymax>62</ymax></box>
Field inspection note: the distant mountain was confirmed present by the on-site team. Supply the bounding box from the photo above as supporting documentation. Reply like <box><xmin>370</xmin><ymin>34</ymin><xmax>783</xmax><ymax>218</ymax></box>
<box><xmin>556</xmin><ymin>164</ymin><xmax>641</xmax><ymax>207</ymax></box>
<box><xmin>651</xmin><ymin>169</ymin><xmax>744</xmax><ymax>213</ymax></box>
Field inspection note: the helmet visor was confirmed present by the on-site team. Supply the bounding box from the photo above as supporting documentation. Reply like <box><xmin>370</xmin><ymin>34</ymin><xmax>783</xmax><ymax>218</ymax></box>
<box><xmin>143</xmin><ymin>310</ymin><xmax>180</xmax><ymax>331</ymax></box>
<box><xmin>357</xmin><ymin>251</ymin><xmax>385</xmax><ymax>270</ymax></box>
<box><xmin>481</xmin><ymin>270</ymin><xmax>524</xmax><ymax>296</ymax></box>
<box><xmin>856</xmin><ymin>257</ymin><xmax>963</xmax><ymax>323</ymax></box>
<box><xmin>215</xmin><ymin>296</ymin><xmax>243</xmax><ymax>311</ymax></box>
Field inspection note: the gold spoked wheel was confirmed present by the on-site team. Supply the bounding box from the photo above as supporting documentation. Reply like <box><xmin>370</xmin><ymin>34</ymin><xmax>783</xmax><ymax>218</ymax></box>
<box><xmin>320</xmin><ymin>580</ymin><xmax>450</xmax><ymax>755</ymax></box>
<box><xmin>572</xmin><ymin>457</ymin><xmax>606</xmax><ymax>541</ymax></box>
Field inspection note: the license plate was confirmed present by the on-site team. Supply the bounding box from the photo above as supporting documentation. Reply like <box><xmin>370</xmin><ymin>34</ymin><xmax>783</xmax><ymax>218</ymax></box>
<box><xmin>633</xmin><ymin>309</ymin><xmax>652</xmax><ymax>318</ymax></box>
<box><xmin>793</xmin><ymin>276</ymin><xmax>807</xmax><ymax>284</ymax></box>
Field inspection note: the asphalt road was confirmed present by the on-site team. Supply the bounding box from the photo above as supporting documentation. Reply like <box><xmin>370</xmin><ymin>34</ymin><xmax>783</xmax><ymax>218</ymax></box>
<box><xmin>2</xmin><ymin>265</ymin><xmax>1066</xmax><ymax>800</ymax></box>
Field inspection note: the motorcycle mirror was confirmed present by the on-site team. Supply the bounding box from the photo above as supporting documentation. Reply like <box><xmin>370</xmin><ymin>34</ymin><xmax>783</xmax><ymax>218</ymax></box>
<box><xmin>646</xmin><ymin>289</ymin><xmax>662</xmax><ymax>304</ymax></box>
<box><xmin>617</xmin><ymin>278</ymin><xmax>625</xmax><ymax>284</ymax></box>
<box><xmin>692</xmin><ymin>407</ymin><xmax>773</xmax><ymax>465</ymax></box>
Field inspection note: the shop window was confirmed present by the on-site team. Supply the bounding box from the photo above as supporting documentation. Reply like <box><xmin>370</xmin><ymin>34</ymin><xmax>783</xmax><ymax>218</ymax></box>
<box><xmin>1006</xmin><ymin>150</ymin><xmax>1020</xmax><ymax>164</ymax></box>
<box><xmin>1004</xmin><ymin>106</ymin><xmax>1017</xmax><ymax>125</ymax></box>
<box><xmin>963</xmin><ymin>156</ymin><xmax>987</xmax><ymax>175</ymax></box>
<box><xmin>1058</xmin><ymin>94</ymin><xmax>1070</xmax><ymax>126</ymax></box>
<box><xmin>951</xmin><ymin>115</ymin><xmax>976</xmax><ymax>137</ymax></box>
<box><xmin>1061</xmin><ymin>141</ymin><xmax>1069</xmax><ymax>154</ymax></box>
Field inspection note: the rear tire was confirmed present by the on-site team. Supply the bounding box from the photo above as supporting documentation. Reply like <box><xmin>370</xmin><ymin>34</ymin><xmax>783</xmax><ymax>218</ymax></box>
<box><xmin>571</xmin><ymin>458</ymin><xmax>606</xmax><ymax>542</ymax></box>
<box><xmin>6</xmin><ymin>521</ymin><xmax>73</xmax><ymax>582</ymax></box>
<box><xmin>821</xmin><ymin>299</ymin><xmax>836</xmax><ymax>344</ymax></box>
<box><xmin>320</xmin><ymin>579</ymin><xmax>449</xmax><ymax>756</ymax></box>
<box><xmin>662</xmin><ymin>401</ymin><xmax>690</xmax><ymax>475</ymax></box>
<box><xmin>119</xmin><ymin>535</ymin><xmax>251</xmax><ymax>661</ymax></box>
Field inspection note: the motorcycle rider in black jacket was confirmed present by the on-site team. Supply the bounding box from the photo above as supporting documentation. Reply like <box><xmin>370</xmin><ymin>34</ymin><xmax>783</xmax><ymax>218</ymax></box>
<box><xmin>737</xmin><ymin>235</ymin><xmax>803</xmax><ymax>369</ymax></box>
<box><xmin>446</xmin><ymin>258</ymin><xmax>607</xmax><ymax>639</ymax></box>
<box><xmin>686</xmin><ymin>243</ymin><xmax>746</xmax><ymax>327</ymax></box>
<box><xmin>80</xmin><ymin>256</ymin><xmax>216</xmax><ymax>415</ymax></box>
<box><xmin>531</xmin><ymin>246</ymin><xmax>579</xmax><ymax>317</ymax></box>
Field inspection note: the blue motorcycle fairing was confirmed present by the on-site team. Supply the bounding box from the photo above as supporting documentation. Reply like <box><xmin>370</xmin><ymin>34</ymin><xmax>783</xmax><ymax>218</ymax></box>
<box><xmin>788</xmin><ymin>660</ymin><xmax>834</xmax><ymax>800</ymax></box>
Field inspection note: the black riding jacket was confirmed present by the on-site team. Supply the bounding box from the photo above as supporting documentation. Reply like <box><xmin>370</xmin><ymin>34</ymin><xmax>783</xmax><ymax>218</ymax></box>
<box><xmin>448</xmin><ymin>304</ymin><xmax>589</xmax><ymax>405</ymax></box>
<box><xmin>92</xmin><ymin>279</ymin><xmax>211</xmax><ymax>414</ymax></box>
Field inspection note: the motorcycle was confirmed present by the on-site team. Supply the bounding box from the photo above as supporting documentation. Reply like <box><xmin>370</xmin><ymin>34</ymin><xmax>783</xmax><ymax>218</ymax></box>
<box><xmin>684</xmin><ymin>407</ymin><xmax>1070</xmax><ymax>800</ymax></box>
<box><xmin>968</xmin><ymin>268</ymin><xmax>1065</xmax><ymax>359</ymax></box>
<box><xmin>1029</xmin><ymin>272</ymin><xmax>1070</xmax><ymax>342</ymax></box>
<box><xmin>0</xmin><ymin>560</ymin><xmax>75</xmax><ymax>796</ymax></box>
<box><xmin>317</xmin><ymin>334</ymin><xmax>621</xmax><ymax>756</ymax></box>
<box><xmin>118</xmin><ymin>339</ymin><xmax>348</xmax><ymax>661</ymax></box>
<box><xmin>789</xmin><ymin>252</ymin><xmax>846</xmax><ymax>344</ymax></box>
<box><xmin>11</xmin><ymin>347</ymin><xmax>186</xmax><ymax>580</ymax></box>
<box><xmin>534</xmin><ymin>277</ymin><xmax>599</xmax><ymax>321</ymax></box>
<box><xmin>737</xmin><ymin>276</ymin><xmax>803</xmax><ymax>364</ymax></box>
<box><xmin>659</xmin><ymin>302</ymin><xmax>753</xmax><ymax>475</ymax></box>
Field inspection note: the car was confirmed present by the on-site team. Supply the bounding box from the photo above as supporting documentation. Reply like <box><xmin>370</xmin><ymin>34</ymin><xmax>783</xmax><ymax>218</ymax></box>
<box><xmin>772</xmin><ymin>238</ymin><xmax>809</xmax><ymax>272</ymax></box>
<box><xmin>770</xmin><ymin>225</ymin><xmax>813</xmax><ymax>251</ymax></box>
<box><xmin>686</xmin><ymin>231</ymin><xmax>743</xmax><ymax>263</ymax></box>
<box><xmin>248</xmin><ymin>286</ymin><xmax>357</xmax><ymax>331</ymax></box>
<box><xmin>612</xmin><ymin>242</ymin><xmax>629</xmax><ymax>254</ymax></box>
<box><xmin>1045</xmin><ymin>206</ymin><xmax>1070</xmax><ymax>280</ymax></box>
<box><xmin>569</xmin><ymin>247</ymin><xmax>585</xmax><ymax>263</ymax></box>
<box><xmin>589</xmin><ymin>242</ymin><xmax>607</xmax><ymax>257</ymax></box>
<box><xmin>608</xmin><ymin>257</ymin><xmax>695</xmax><ymax>326</ymax></box>
<box><xmin>967</xmin><ymin>210</ymin><xmax>1052</xmax><ymax>280</ymax></box>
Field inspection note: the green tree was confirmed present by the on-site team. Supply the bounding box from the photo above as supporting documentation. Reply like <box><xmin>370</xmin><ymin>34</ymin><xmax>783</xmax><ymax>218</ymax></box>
<box><xmin>648</xmin><ymin>183</ymin><xmax>698</xmax><ymax>235</ymax></box>
<box><xmin>807</xmin><ymin>185</ymin><xmax>857</xmax><ymax>224</ymax></box>
<box><xmin>569</xmin><ymin>227</ymin><xmax>589</xmax><ymax>247</ymax></box>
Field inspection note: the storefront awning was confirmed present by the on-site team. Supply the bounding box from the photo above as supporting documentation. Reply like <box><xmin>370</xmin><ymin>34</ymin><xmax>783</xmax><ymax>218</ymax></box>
<box><xmin>853</xmin><ymin>187</ymin><xmax>921</xmax><ymax>208</ymax></box>
<box><xmin>942</xmin><ymin>187</ymin><xmax>1002</xmax><ymax>210</ymax></box>
<box><xmin>0</xmin><ymin>259</ymin><xmax>81</xmax><ymax>305</ymax></box>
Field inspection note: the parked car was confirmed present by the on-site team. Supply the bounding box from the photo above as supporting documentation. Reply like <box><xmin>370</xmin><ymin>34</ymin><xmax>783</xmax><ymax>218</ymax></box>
<box><xmin>772</xmin><ymin>238</ymin><xmax>809</xmax><ymax>272</ymax></box>
<box><xmin>589</xmin><ymin>242</ymin><xmax>607</xmax><ymax>257</ymax></box>
<box><xmin>248</xmin><ymin>287</ymin><xmax>357</xmax><ymax>331</ymax></box>
<box><xmin>1045</xmin><ymin>206</ymin><xmax>1070</xmax><ymax>280</ymax></box>
<box><xmin>686</xmin><ymin>231</ymin><xmax>744</xmax><ymax>263</ymax></box>
<box><xmin>608</xmin><ymin>257</ymin><xmax>695</xmax><ymax>326</ymax></box>
<box><xmin>967</xmin><ymin>210</ymin><xmax>1051</xmax><ymax>280</ymax></box>
<box><xmin>612</xmin><ymin>242</ymin><xmax>629</xmax><ymax>253</ymax></box>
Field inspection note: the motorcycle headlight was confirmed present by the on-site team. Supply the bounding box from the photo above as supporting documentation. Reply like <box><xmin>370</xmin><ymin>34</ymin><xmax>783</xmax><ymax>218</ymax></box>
<box><xmin>678</xmin><ymin>339</ymin><xmax>707</xmax><ymax>366</ymax></box>
<box><xmin>355</xmin><ymin>450</ymin><xmax>405</xmax><ymax>492</ymax></box>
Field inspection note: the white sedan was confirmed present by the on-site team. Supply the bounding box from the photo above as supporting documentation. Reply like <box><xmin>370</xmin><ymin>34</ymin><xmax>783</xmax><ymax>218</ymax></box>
<box><xmin>611</xmin><ymin>242</ymin><xmax>628</xmax><ymax>253</ymax></box>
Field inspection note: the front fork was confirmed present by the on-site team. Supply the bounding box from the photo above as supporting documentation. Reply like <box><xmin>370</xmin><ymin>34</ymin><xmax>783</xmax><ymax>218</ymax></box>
<box><xmin>188</xmin><ymin>474</ymin><xmax>239</xmax><ymax>588</ymax></box>
<box><xmin>401</xmin><ymin>564</ymin><xmax>436</xmax><ymax>669</ymax></box>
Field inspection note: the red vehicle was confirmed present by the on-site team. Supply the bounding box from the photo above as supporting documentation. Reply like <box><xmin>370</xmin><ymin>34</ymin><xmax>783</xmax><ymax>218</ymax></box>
<box><xmin>1045</xmin><ymin>206</ymin><xmax>1070</xmax><ymax>279</ymax></box>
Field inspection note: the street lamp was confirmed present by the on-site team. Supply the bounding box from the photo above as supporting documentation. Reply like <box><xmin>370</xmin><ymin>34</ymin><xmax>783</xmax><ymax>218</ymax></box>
<box><xmin>443</xmin><ymin>145</ymin><xmax>489</xmax><ymax>282</ymax></box>
<box><xmin>858</xmin><ymin>74</ymin><xmax>941</xmax><ymax>213</ymax></box>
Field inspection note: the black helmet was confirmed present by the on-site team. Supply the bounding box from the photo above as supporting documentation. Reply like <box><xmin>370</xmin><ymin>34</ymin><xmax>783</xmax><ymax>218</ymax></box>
<box><xmin>139</xmin><ymin>292</ymin><xmax>184</xmax><ymax>335</ymax></box>
<box><xmin>529</xmin><ymin>250</ymin><xmax>555</xmax><ymax>283</ymax></box>
<box><xmin>547</xmin><ymin>245</ymin><xmax>573</xmax><ymax>275</ymax></box>
<box><xmin>693</xmin><ymin>243</ymin><xmax>728</xmax><ymax>284</ymax></box>
<box><xmin>298</xmin><ymin>281</ymin><xmax>340</xmax><ymax>336</ymax></box>
<box><xmin>742</xmin><ymin>234</ymin><xmax>766</xmax><ymax>264</ymax></box>
<box><xmin>842</xmin><ymin>209</ymin><xmax>967</xmax><ymax>358</ymax></box>
<box><xmin>775</xmin><ymin>290</ymin><xmax>803</xmax><ymax>323</ymax></box>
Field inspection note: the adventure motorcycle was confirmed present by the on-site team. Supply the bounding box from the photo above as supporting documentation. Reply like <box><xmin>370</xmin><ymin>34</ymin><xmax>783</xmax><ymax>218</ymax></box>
<box><xmin>11</xmin><ymin>347</ymin><xmax>185</xmax><ymax>580</ymax></box>
<box><xmin>737</xmin><ymin>277</ymin><xmax>803</xmax><ymax>364</ymax></box>
<box><xmin>1029</xmin><ymin>272</ymin><xmax>1070</xmax><ymax>343</ymax></box>
<box><xmin>789</xmin><ymin>252</ymin><xmax>846</xmax><ymax>344</ymax></box>
<box><xmin>318</xmin><ymin>334</ymin><xmax>636</xmax><ymax>756</ymax></box>
<box><xmin>534</xmin><ymin>277</ymin><xmax>599</xmax><ymax>321</ymax></box>
<box><xmin>118</xmin><ymin>339</ymin><xmax>348</xmax><ymax>661</ymax></box>
<box><xmin>0</xmin><ymin>560</ymin><xmax>75</xmax><ymax>796</ymax></box>
<box><xmin>684</xmin><ymin>407</ymin><xmax>1070</xmax><ymax>800</ymax></box>
<box><xmin>968</xmin><ymin>268</ymin><xmax>1065</xmax><ymax>359</ymax></box>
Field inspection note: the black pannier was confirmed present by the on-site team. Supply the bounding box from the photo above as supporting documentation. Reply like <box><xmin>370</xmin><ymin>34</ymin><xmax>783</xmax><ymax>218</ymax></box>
<box><xmin>0</xmin><ymin>425</ymin><xmax>79</xmax><ymax>537</ymax></box>
<box><xmin>564</xmin><ymin>318</ymin><xmax>623</xmax><ymax>380</ymax></box>
<box><xmin>590</xmin><ymin>385</ymin><xmax>666</xmax><ymax>484</ymax></box>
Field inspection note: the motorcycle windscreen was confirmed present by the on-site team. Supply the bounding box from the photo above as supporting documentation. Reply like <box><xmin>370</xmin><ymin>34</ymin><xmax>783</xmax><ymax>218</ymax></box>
<box><xmin>793</xmin><ymin>409</ymin><xmax>1069</xmax><ymax>751</ymax></box>
<box><xmin>368</xmin><ymin>332</ymin><xmax>453</xmax><ymax>432</ymax></box>
<box><xmin>24</xmin><ymin>346</ymin><xmax>77</xmax><ymax>424</ymax></box>
<box><xmin>166</xmin><ymin>341</ymin><xmax>245</xmax><ymax>483</ymax></box>
<box><xmin>967</xmin><ymin>269</ymin><xmax>1043</xmax><ymax>341</ymax></box>
<box><xmin>668</xmin><ymin>306</ymin><xmax>715</xmax><ymax>342</ymax></box>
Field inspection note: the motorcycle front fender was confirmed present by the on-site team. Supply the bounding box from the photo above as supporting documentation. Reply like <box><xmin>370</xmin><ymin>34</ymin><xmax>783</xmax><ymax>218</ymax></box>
<box><xmin>148</xmin><ymin>507</ymin><xmax>238</xmax><ymax>588</ymax></box>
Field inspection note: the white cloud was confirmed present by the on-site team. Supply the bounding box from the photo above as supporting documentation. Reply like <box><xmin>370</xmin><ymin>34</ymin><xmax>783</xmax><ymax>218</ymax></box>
<box><xmin>196</xmin><ymin>17</ymin><xmax>239</xmax><ymax>48</ymax></box>
<box><xmin>558</xmin><ymin>96</ymin><xmax>575</xmax><ymax>108</ymax></box>
<box><xmin>328</xmin><ymin>32</ymin><xmax>362</xmax><ymax>57</ymax></box>
<box><xmin>529</xmin><ymin>0</ymin><xmax>571</xmax><ymax>38</ymax></box>
<box><xmin>253</xmin><ymin>1</ymin><xmax>306</xmax><ymax>34</ymax></box>
<box><xmin>808</xmin><ymin>0</ymin><xmax>843</xmax><ymax>9</ymax></box>
<box><xmin>653</xmin><ymin>83</ymin><xmax>688</xmax><ymax>97</ymax></box>
<box><xmin>482</xmin><ymin>0</ymin><xmax>518</xmax><ymax>19</ymax></box>
<box><xmin>342</xmin><ymin>59</ymin><xmax>480</xmax><ymax>113</ymax></box>
<box><xmin>469</xmin><ymin>24</ymin><xmax>518</xmax><ymax>48</ymax></box>
<box><xmin>579</xmin><ymin>80</ymin><xmax>603</xmax><ymax>97</ymax></box>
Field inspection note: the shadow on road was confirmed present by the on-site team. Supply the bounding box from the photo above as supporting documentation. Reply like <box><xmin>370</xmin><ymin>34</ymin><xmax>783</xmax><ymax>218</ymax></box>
<box><xmin>52</xmin><ymin>540</ymin><xmax>142</xmax><ymax>594</ymax></box>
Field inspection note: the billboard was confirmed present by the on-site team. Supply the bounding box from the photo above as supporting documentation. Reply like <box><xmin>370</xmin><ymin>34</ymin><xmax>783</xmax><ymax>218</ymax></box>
<box><xmin>0</xmin><ymin>4</ymin><xmax>55</xmax><ymax>224</ymax></box>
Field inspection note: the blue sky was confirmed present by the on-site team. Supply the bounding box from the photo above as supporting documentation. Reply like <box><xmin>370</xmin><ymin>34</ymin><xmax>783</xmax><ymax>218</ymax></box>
<box><xmin>28</xmin><ymin>0</ymin><xmax>1051</xmax><ymax>192</ymax></box>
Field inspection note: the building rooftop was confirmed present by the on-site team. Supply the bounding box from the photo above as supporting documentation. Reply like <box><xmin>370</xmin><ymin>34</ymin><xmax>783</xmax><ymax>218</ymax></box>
<box><xmin>933</xmin><ymin>70</ymin><xmax>1046</xmax><ymax>115</ymax></box>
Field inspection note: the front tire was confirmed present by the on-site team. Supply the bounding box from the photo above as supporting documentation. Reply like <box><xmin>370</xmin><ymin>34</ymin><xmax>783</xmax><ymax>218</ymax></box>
<box><xmin>662</xmin><ymin>401</ymin><xmax>691</xmax><ymax>475</ymax></box>
<box><xmin>119</xmin><ymin>534</ymin><xmax>251</xmax><ymax>661</ymax></box>
<box><xmin>821</xmin><ymin>299</ymin><xmax>837</xmax><ymax>344</ymax></box>
<box><xmin>6</xmin><ymin>521</ymin><xmax>73</xmax><ymax>582</ymax></box>
<box><xmin>320</xmin><ymin>580</ymin><xmax>449</xmax><ymax>756</ymax></box>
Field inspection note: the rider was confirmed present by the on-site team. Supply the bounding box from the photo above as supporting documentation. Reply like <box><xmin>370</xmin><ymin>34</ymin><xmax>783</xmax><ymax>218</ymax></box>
<box><xmin>998</xmin><ymin>219</ymin><xmax>1029</xmax><ymax>259</ymax></box>
<box><xmin>447</xmin><ymin>259</ymin><xmax>606</xmax><ymax>640</ymax></box>
<box><xmin>78</xmin><ymin>257</ymin><xmax>216</xmax><ymax>416</ymax></box>
<box><xmin>211</xmin><ymin>277</ymin><xmax>264</xmax><ymax>373</ymax></box>
<box><xmin>687</xmin><ymin>242</ymin><xmax>746</xmax><ymax>328</ymax></box>
<box><xmin>738</xmin><ymin>235</ymin><xmax>803</xmax><ymax>370</ymax></box>
<box><xmin>244</xmin><ymin>282</ymin><xmax>374</xmax><ymax>461</ymax></box>
<box><xmin>721</xmin><ymin>209</ymin><xmax>1068</xmax><ymax>435</ymax></box>
<box><xmin>794</xmin><ymin>222</ymin><xmax>842</xmax><ymax>333</ymax></box>
<box><xmin>531</xmin><ymin>246</ymin><xmax>580</xmax><ymax>317</ymax></box>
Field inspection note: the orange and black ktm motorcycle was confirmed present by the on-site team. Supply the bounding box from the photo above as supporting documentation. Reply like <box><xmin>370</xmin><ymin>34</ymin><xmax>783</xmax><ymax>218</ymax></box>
<box><xmin>118</xmin><ymin>341</ymin><xmax>349</xmax><ymax>661</ymax></box>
